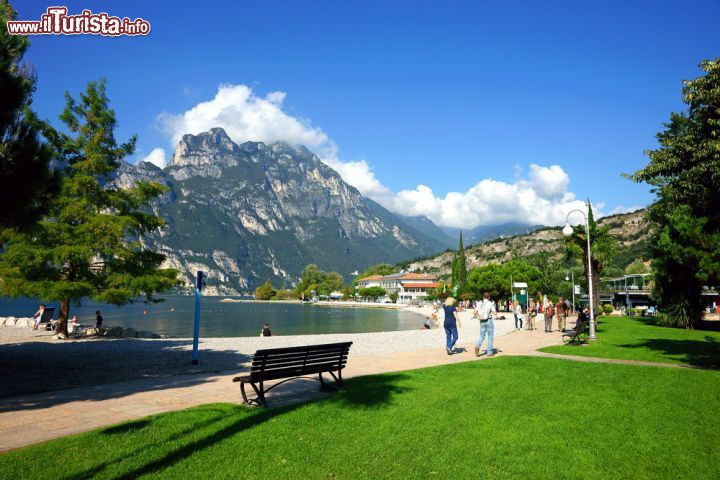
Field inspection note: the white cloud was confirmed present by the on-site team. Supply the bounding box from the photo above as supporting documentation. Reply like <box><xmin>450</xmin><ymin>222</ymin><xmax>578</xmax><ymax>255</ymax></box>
<box><xmin>152</xmin><ymin>83</ymin><xmax>607</xmax><ymax>228</ymax></box>
<box><xmin>139</xmin><ymin>147</ymin><xmax>167</xmax><ymax>168</ymax></box>
<box><xmin>158</xmin><ymin>84</ymin><xmax>330</xmax><ymax>152</ymax></box>
<box><xmin>390</xmin><ymin>170</ymin><xmax>597</xmax><ymax>228</ymax></box>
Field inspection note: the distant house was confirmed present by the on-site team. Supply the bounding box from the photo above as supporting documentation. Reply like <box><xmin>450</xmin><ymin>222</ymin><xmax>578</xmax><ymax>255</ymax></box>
<box><xmin>355</xmin><ymin>272</ymin><xmax>439</xmax><ymax>303</ymax></box>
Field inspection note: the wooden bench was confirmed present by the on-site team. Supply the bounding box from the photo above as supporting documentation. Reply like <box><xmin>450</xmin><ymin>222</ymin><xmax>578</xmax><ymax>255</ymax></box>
<box><xmin>233</xmin><ymin>342</ymin><xmax>352</xmax><ymax>407</ymax></box>
<box><xmin>562</xmin><ymin>320</ymin><xmax>589</xmax><ymax>345</ymax></box>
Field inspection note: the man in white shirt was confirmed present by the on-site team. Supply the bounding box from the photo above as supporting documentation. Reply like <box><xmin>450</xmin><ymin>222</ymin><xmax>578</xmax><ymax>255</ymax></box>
<box><xmin>474</xmin><ymin>292</ymin><xmax>497</xmax><ymax>357</ymax></box>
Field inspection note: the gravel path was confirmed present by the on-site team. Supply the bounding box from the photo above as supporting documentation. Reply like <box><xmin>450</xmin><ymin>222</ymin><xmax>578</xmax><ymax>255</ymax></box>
<box><xmin>0</xmin><ymin>307</ymin><xmax>518</xmax><ymax>398</ymax></box>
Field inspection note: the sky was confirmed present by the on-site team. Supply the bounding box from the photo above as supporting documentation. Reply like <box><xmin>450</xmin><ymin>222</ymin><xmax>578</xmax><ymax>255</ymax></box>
<box><xmin>16</xmin><ymin>0</ymin><xmax>720</xmax><ymax>228</ymax></box>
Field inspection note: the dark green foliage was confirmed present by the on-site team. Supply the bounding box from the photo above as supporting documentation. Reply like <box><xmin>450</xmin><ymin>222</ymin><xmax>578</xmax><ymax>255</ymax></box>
<box><xmin>456</xmin><ymin>230</ymin><xmax>467</xmax><ymax>286</ymax></box>
<box><xmin>0</xmin><ymin>79</ymin><xmax>179</xmax><ymax>335</ymax></box>
<box><xmin>254</xmin><ymin>280</ymin><xmax>276</xmax><ymax>300</ymax></box>
<box><xmin>295</xmin><ymin>264</ymin><xmax>344</xmax><ymax>298</ymax></box>
<box><xmin>358</xmin><ymin>286</ymin><xmax>386</xmax><ymax>301</ymax></box>
<box><xmin>355</xmin><ymin>263</ymin><xmax>397</xmax><ymax>281</ymax></box>
<box><xmin>0</xmin><ymin>1</ymin><xmax>58</xmax><ymax>228</ymax></box>
<box><xmin>467</xmin><ymin>259</ymin><xmax>542</xmax><ymax>301</ymax></box>
<box><xmin>628</xmin><ymin>58</ymin><xmax>720</xmax><ymax>328</ymax></box>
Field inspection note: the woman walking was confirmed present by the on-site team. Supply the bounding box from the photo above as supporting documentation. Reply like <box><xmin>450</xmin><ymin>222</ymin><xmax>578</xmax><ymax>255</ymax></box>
<box><xmin>443</xmin><ymin>297</ymin><xmax>462</xmax><ymax>355</ymax></box>
<box><xmin>513</xmin><ymin>301</ymin><xmax>523</xmax><ymax>330</ymax></box>
<box><xmin>527</xmin><ymin>299</ymin><xmax>536</xmax><ymax>330</ymax></box>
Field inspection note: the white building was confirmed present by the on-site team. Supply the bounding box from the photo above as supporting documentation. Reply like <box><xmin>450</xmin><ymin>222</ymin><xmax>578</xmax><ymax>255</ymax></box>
<box><xmin>355</xmin><ymin>272</ymin><xmax>439</xmax><ymax>304</ymax></box>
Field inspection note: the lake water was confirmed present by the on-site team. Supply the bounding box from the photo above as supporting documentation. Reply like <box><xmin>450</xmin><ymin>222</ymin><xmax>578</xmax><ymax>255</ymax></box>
<box><xmin>0</xmin><ymin>297</ymin><xmax>424</xmax><ymax>338</ymax></box>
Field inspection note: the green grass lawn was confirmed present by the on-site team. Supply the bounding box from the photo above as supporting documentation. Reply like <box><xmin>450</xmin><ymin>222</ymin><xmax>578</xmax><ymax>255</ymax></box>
<box><xmin>2</xmin><ymin>356</ymin><xmax>719</xmax><ymax>479</ymax></box>
<box><xmin>540</xmin><ymin>316</ymin><xmax>720</xmax><ymax>368</ymax></box>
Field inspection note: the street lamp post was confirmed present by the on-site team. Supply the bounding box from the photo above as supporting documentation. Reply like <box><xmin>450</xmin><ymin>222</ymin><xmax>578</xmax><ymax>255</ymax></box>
<box><xmin>565</xmin><ymin>269</ymin><xmax>575</xmax><ymax>314</ymax></box>
<box><xmin>563</xmin><ymin>204</ymin><xmax>597</xmax><ymax>340</ymax></box>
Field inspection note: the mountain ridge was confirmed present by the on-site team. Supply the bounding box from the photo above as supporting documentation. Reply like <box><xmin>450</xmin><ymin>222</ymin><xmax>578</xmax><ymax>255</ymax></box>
<box><xmin>115</xmin><ymin>129</ymin><xmax>448</xmax><ymax>294</ymax></box>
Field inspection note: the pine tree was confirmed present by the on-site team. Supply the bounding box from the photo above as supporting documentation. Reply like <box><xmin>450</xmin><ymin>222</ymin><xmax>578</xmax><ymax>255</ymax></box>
<box><xmin>0</xmin><ymin>0</ymin><xmax>58</xmax><ymax>228</ymax></box>
<box><xmin>457</xmin><ymin>230</ymin><xmax>468</xmax><ymax>286</ymax></box>
<box><xmin>0</xmin><ymin>79</ymin><xmax>179</xmax><ymax>337</ymax></box>
<box><xmin>627</xmin><ymin>58</ymin><xmax>720</xmax><ymax>328</ymax></box>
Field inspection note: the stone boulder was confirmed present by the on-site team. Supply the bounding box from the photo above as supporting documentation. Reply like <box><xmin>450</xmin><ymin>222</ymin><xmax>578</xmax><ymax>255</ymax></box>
<box><xmin>136</xmin><ymin>330</ymin><xmax>161</xmax><ymax>339</ymax></box>
<box><xmin>85</xmin><ymin>327</ymin><xmax>98</xmax><ymax>336</ymax></box>
<box><xmin>104</xmin><ymin>326</ymin><xmax>124</xmax><ymax>337</ymax></box>
<box><xmin>19</xmin><ymin>318</ymin><xmax>36</xmax><ymax>328</ymax></box>
<box><xmin>51</xmin><ymin>333</ymin><xmax>67</xmax><ymax>340</ymax></box>
<box><xmin>122</xmin><ymin>327</ymin><xmax>137</xmax><ymax>338</ymax></box>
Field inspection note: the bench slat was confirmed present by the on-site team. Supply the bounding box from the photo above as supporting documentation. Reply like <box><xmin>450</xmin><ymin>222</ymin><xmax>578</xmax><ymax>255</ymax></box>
<box><xmin>252</xmin><ymin>351</ymin><xmax>349</xmax><ymax>367</ymax></box>
<box><xmin>253</xmin><ymin>342</ymin><xmax>352</xmax><ymax>356</ymax></box>
<box><xmin>250</xmin><ymin>363</ymin><xmax>346</xmax><ymax>382</ymax></box>
<box><xmin>252</xmin><ymin>358</ymin><xmax>349</xmax><ymax>374</ymax></box>
<box><xmin>252</xmin><ymin>347</ymin><xmax>350</xmax><ymax>361</ymax></box>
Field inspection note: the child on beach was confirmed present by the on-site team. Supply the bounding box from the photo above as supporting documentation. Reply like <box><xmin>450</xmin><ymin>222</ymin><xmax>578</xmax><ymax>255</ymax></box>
<box><xmin>32</xmin><ymin>304</ymin><xmax>46</xmax><ymax>330</ymax></box>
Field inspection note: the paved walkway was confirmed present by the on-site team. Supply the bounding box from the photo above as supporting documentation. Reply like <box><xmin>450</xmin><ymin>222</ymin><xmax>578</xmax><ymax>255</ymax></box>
<box><xmin>0</xmin><ymin>326</ymin><xmax>683</xmax><ymax>452</ymax></box>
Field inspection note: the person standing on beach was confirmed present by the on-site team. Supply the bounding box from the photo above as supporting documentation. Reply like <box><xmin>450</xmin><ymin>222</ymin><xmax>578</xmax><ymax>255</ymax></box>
<box><xmin>95</xmin><ymin>310</ymin><xmax>103</xmax><ymax>335</ymax></box>
<box><xmin>555</xmin><ymin>296</ymin><xmax>567</xmax><ymax>332</ymax></box>
<box><xmin>475</xmin><ymin>292</ymin><xmax>497</xmax><ymax>357</ymax></box>
<box><xmin>443</xmin><ymin>297</ymin><xmax>461</xmax><ymax>355</ymax></box>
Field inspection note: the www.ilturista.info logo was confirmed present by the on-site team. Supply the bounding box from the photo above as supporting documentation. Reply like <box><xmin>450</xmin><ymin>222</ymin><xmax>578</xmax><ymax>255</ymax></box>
<box><xmin>7</xmin><ymin>6</ymin><xmax>150</xmax><ymax>36</ymax></box>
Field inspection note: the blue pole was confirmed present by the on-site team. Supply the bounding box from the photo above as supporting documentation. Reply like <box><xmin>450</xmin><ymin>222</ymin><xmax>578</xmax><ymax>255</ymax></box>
<box><xmin>191</xmin><ymin>271</ymin><xmax>203</xmax><ymax>365</ymax></box>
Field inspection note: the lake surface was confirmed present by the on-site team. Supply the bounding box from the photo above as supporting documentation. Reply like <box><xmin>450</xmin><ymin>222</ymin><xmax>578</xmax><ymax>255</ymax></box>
<box><xmin>0</xmin><ymin>297</ymin><xmax>424</xmax><ymax>338</ymax></box>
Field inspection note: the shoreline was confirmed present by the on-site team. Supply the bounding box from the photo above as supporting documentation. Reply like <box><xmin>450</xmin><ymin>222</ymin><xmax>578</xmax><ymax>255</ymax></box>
<box><xmin>0</xmin><ymin>306</ymin><xmax>531</xmax><ymax>397</ymax></box>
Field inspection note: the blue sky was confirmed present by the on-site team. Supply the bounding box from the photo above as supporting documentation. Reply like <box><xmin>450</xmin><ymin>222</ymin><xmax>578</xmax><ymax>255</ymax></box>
<box><xmin>17</xmin><ymin>0</ymin><xmax>720</xmax><ymax>227</ymax></box>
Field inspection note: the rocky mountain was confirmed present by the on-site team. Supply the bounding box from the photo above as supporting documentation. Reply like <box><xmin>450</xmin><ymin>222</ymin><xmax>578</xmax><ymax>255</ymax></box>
<box><xmin>114</xmin><ymin>128</ymin><xmax>447</xmax><ymax>294</ymax></box>
<box><xmin>406</xmin><ymin>209</ymin><xmax>653</xmax><ymax>277</ymax></box>
<box><xmin>441</xmin><ymin>223</ymin><xmax>544</xmax><ymax>246</ymax></box>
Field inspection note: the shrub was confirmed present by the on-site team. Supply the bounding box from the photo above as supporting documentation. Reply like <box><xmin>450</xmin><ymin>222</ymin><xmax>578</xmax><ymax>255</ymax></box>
<box><xmin>602</xmin><ymin>304</ymin><xmax>614</xmax><ymax>315</ymax></box>
<box><xmin>656</xmin><ymin>301</ymin><xmax>696</xmax><ymax>329</ymax></box>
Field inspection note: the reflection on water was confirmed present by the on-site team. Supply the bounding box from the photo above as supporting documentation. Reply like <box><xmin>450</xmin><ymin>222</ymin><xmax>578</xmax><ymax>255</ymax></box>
<box><xmin>0</xmin><ymin>297</ymin><xmax>423</xmax><ymax>338</ymax></box>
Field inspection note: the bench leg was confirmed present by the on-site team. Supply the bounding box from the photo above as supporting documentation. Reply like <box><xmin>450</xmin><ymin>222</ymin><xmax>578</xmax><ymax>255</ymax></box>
<box><xmin>327</xmin><ymin>370</ymin><xmax>345</xmax><ymax>389</ymax></box>
<box><xmin>241</xmin><ymin>380</ymin><xmax>267</xmax><ymax>407</ymax></box>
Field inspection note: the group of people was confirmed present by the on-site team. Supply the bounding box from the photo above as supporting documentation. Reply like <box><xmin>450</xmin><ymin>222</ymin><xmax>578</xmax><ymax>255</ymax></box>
<box><xmin>440</xmin><ymin>292</ymin><xmax>582</xmax><ymax>357</ymax></box>
<box><xmin>517</xmin><ymin>294</ymin><xmax>572</xmax><ymax>333</ymax></box>
<box><xmin>31</xmin><ymin>304</ymin><xmax>103</xmax><ymax>333</ymax></box>
<box><xmin>442</xmin><ymin>292</ymin><xmax>498</xmax><ymax>357</ymax></box>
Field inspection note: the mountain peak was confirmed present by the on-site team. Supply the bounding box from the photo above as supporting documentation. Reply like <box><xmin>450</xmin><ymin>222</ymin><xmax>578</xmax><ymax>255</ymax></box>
<box><xmin>170</xmin><ymin>128</ymin><xmax>241</xmax><ymax>168</ymax></box>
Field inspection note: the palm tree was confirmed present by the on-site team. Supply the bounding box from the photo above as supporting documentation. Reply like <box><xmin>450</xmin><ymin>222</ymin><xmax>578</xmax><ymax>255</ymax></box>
<box><xmin>564</xmin><ymin>203</ymin><xmax>617</xmax><ymax>311</ymax></box>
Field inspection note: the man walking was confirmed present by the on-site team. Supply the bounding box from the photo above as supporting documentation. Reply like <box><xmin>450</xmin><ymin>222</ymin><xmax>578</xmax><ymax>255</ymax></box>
<box><xmin>474</xmin><ymin>292</ymin><xmax>497</xmax><ymax>357</ymax></box>
<box><xmin>555</xmin><ymin>296</ymin><xmax>568</xmax><ymax>332</ymax></box>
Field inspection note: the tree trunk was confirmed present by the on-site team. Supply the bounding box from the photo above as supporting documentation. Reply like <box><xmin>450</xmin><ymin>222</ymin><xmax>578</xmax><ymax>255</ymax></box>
<box><xmin>54</xmin><ymin>298</ymin><xmax>70</xmax><ymax>337</ymax></box>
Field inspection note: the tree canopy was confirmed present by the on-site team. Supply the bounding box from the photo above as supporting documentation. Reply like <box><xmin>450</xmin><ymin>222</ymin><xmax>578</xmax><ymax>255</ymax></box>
<box><xmin>358</xmin><ymin>286</ymin><xmax>386</xmax><ymax>301</ymax></box>
<box><xmin>296</xmin><ymin>264</ymin><xmax>345</xmax><ymax>298</ymax></box>
<box><xmin>355</xmin><ymin>263</ymin><xmax>397</xmax><ymax>281</ymax></box>
<box><xmin>467</xmin><ymin>260</ymin><xmax>542</xmax><ymax>301</ymax></box>
<box><xmin>627</xmin><ymin>58</ymin><xmax>720</xmax><ymax>328</ymax></box>
<box><xmin>0</xmin><ymin>0</ymin><xmax>58</xmax><ymax>228</ymax></box>
<box><xmin>0</xmin><ymin>79</ymin><xmax>179</xmax><ymax>336</ymax></box>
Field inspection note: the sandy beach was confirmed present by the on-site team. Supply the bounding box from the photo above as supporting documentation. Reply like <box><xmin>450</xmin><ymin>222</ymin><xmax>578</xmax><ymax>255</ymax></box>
<box><xmin>0</xmin><ymin>305</ymin><xmax>546</xmax><ymax>397</ymax></box>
